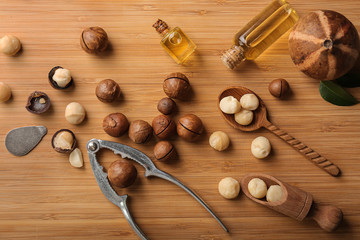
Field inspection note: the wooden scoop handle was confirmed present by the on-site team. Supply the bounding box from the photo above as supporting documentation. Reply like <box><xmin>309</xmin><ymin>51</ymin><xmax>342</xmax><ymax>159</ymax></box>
<box><xmin>263</xmin><ymin>120</ymin><xmax>340</xmax><ymax>177</ymax></box>
<box><xmin>308</xmin><ymin>202</ymin><xmax>343</xmax><ymax>232</ymax></box>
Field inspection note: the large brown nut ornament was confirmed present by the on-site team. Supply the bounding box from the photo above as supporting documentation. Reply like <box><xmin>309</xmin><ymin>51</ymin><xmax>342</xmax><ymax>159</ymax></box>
<box><xmin>289</xmin><ymin>10</ymin><xmax>360</xmax><ymax>80</ymax></box>
<box><xmin>177</xmin><ymin>114</ymin><xmax>204</xmax><ymax>142</ymax></box>
<box><xmin>163</xmin><ymin>72</ymin><xmax>191</xmax><ymax>100</ymax></box>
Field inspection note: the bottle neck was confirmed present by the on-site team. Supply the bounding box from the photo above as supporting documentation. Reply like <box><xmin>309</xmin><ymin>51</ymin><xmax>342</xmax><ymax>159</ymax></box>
<box><xmin>153</xmin><ymin>19</ymin><xmax>170</xmax><ymax>37</ymax></box>
<box><xmin>221</xmin><ymin>45</ymin><xmax>245</xmax><ymax>69</ymax></box>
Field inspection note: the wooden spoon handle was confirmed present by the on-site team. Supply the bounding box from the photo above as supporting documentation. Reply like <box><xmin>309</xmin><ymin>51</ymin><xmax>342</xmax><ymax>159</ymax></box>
<box><xmin>263</xmin><ymin>120</ymin><xmax>340</xmax><ymax>177</ymax></box>
<box><xmin>308</xmin><ymin>202</ymin><xmax>343</xmax><ymax>232</ymax></box>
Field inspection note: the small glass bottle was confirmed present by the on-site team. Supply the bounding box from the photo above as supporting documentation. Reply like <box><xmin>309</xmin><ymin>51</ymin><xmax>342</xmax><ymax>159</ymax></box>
<box><xmin>221</xmin><ymin>0</ymin><xmax>298</xmax><ymax>69</ymax></box>
<box><xmin>153</xmin><ymin>19</ymin><xmax>197</xmax><ymax>64</ymax></box>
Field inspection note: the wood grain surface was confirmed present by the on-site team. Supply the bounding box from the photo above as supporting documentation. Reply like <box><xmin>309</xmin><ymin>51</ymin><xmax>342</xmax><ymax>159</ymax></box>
<box><xmin>1</xmin><ymin>0</ymin><xmax>360</xmax><ymax>239</ymax></box>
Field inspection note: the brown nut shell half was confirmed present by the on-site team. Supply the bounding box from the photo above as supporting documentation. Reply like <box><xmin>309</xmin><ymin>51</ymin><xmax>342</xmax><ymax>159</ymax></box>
<box><xmin>25</xmin><ymin>91</ymin><xmax>51</xmax><ymax>114</ymax></box>
<box><xmin>48</xmin><ymin>66</ymin><xmax>73</xmax><ymax>89</ymax></box>
<box><xmin>51</xmin><ymin>129</ymin><xmax>77</xmax><ymax>153</ymax></box>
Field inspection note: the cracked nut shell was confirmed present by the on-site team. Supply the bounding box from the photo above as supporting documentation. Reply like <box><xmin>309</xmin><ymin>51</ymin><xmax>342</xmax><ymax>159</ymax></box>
<box><xmin>154</xmin><ymin>141</ymin><xmax>176</xmax><ymax>162</ymax></box>
<box><xmin>103</xmin><ymin>113</ymin><xmax>129</xmax><ymax>137</ymax></box>
<box><xmin>128</xmin><ymin>120</ymin><xmax>153</xmax><ymax>144</ymax></box>
<box><xmin>51</xmin><ymin>129</ymin><xmax>77</xmax><ymax>153</ymax></box>
<box><xmin>25</xmin><ymin>91</ymin><xmax>51</xmax><ymax>114</ymax></box>
<box><xmin>157</xmin><ymin>97</ymin><xmax>176</xmax><ymax>115</ymax></box>
<box><xmin>48</xmin><ymin>66</ymin><xmax>73</xmax><ymax>89</ymax></box>
<box><xmin>80</xmin><ymin>26</ymin><xmax>108</xmax><ymax>54</ymax></box>
<box><xmin>163</xmin><ymin>72</ymin><xmax>191</xmax><ymax>100</ymax></box>
<box><xmin>177</xmin><ymin>114</ymin><xmax>204</xmax><ymax>142</ymax></box>
<box><xmin>96</xmin><ymin>79</ymin><xmax>121</xmax><ymax>103</ymax></box>
<box><xmin>108</xmin><ymin>160</ymin><xmax>137</xmax><ymax>188</ymax></box>
<box><xmin>268</xmin><ymin>79</ymin><xmax>290</xmax><ymax>98</ymax></box>
<box><xmin>152</xmin><ymin>115</ymin><xmax>176</xmax><ymax>139</ymax></box>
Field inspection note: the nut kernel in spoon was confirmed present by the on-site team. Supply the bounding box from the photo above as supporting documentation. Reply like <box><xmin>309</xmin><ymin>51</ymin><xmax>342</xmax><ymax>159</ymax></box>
<box><xmin>266</xmin><ymin>185</ymin><xmax>283</xmax><ymax>202</ymax></box>
<box><xmin>240</xmin><ymin>93</ymin><xmax>259</xmax><ymax>110</ymax></box>
<box><xmin>219</xmin><ymin>96</ymin><xmax>241</xmax><ymax>114</ymax></box>
<box><xmin>248</xmin><ymin>178</ymin><xmax>267</xmax><ymax>199</ymax></box>
<box><xmin>234</xmin><ymin>109</ymin><xmax>253</xmax><ymax>125</ymax></box>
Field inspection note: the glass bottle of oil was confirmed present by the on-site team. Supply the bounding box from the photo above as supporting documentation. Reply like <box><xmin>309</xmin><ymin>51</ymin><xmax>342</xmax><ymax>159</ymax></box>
<box><xmin>221</xmin><ymin>0</ymin><xmax>298</xmax><ymax>69</ymax></box>
<box><xmin>153</xmin><ymin>19</ymin><xmax>197</xmax><ymax>64</ymax></box>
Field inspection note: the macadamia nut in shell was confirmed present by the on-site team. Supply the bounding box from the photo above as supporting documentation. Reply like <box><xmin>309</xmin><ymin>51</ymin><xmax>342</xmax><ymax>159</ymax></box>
<box><xmin>248</xmin><ymin>178</ymin><xmax>267</xmax><ymax>199</ymax></box>
<box><xmin>234</xmin><ymin>109</ymin><xmax>253</xmax><ymax>125</ymax></box>
<box><xmin>218</xmin><ymin>177</ymin><xmax>240</xmax><ymax>199</ymax></box>
<box><xmin>240</xmin><ymin>94</ymin><xmax>259</xmax><ymax>110</ymax></box>
<box><xmin>65</xmin><ymin>102</ymin><xmax>86</xmax><ymax>125</ymax></box>
<box><xmin>219</xmin><ymin>96</ymin><xmax>241</xmax><ymax>114</ymax></box>
<box><xmin>266</xmin><ymin>185</ymin><xmax>283</xmax><ymax>203</ymax></box>
<box><xmin>209</xmin><ymin>131</ymin><xmax>230</xmax><ymax>151</ymax></box>
<box><xmin>251</xmin><ymin>136</ymin><xmax>271</xmax><ymax>159</ymax></box>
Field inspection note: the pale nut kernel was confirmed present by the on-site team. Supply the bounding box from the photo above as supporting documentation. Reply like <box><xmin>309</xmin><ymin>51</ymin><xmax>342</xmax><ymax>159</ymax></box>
<box><xmin>0</xmin><ymin>82</ymin><xmax>12</xmax><ymax>102</ymax></box>
<box><xmin>248</xmin><ymin>178</ymin><xmax>267</xmax><ymax>199</ymax></box>
<box><xmin>219</xmin><ymin>96</ymin><xmax>241</xmax><ymax>114</ymax></box>
<box><xmin>52</xmin><ymin>68</ymin><xmax>72</xmax><ymax>88</ymax></box>
<box><xmin>240</xmin><ymin>94</ymin><xmax>259</xmax><ymax>110</ymax></box>
<box><xmin>0</xmin><ymin>35</ymin><xmax>21</xmax><ymax>56</ymax></box>
<box><xmin>251</xmin><ymin>136</ymin><xmax>271</xmax><ymax>159</ymax></box>
<box><xmin>69</xmin><ymin>148</ymin><xmax>84</xmax><ymax>168</ymax></box>
<box><xmin>266</xmin><ymin>185</ymin><xmax>283</xmax><ymax>203</ymax></box>
<box><xmin>54</xmin><ymin>131</ymin><xmax>74</xmax><ymax>150</ymax></box>
<box><xmin>65</xmin><ymin>102</ymin><xmax>86</xmax><ymax>125</ymax></box>
<box><xmin>209</xmin><ymin>131</ymin><xmax>230</xmax><ymax>151</ymax></box>
<box><xmin>234</xmin><ymin>109</ymin><xmax>253</xmax><ymax>125</ymax></box>
<box><xmin>218</xmin><ymin>177</ymin><xmax>240</xmax><ymax>199</ymax></box>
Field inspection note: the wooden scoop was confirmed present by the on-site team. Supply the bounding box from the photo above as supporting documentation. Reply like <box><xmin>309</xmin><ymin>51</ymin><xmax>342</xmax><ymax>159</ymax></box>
<box><xmin>241</xmin><ymin>173</ymin><xmax>343</xmax><ymax>232</ymax></box>
<box><xmin>218</xmin><ymin>86</ymin><xmax>341</xmax><ymax>177</ymax></box>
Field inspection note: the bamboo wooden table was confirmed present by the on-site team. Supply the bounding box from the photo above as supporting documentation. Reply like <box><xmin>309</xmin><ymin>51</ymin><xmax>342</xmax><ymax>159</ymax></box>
<box><xmin>0</xmin><ymin>0</ymin><xmax>359</xmax><ymax>239</ymax></box>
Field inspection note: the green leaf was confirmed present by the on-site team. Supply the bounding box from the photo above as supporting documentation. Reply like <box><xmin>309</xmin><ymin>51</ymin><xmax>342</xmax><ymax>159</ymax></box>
<box><xmin>336</xmin><ymin>72</ymin><xmax>360</xmax><ymax>88</ymax></box>
<box><xmin>319</xmin><ymin>81</ymin><xmax>358</xmax><ymax>106</ymax></box>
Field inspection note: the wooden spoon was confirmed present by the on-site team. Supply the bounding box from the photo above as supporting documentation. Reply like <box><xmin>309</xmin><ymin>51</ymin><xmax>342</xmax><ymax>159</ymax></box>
<box><xmin>218</xmin><ymin>86</ymin><xmax>340</xmax><ymax>177</ymax></box>
<box><xmin>241</xmin><ymin>173</ymin><xmax>343</xmax><ymax>232</ymax></box>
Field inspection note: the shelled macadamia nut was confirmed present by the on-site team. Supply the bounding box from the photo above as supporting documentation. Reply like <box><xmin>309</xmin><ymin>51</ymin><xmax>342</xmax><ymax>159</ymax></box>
<box><xmin>234</xmin><ymin>109</ymin><xmax>253</xmax><ymax>125</ymax></box>
<box><xmin>251</xmin><ymin>136</ymin><xmax>271</xmax><ymax>159</ymax></box>
<box><xmin>157</xmin><ymin>97</ymin><xmax>176</xmax><ymax>115</ymax></box>
<box><xmin>240</xmin><ymin>94</ymin><xmax>259</xmax><ymax>111</ymax></box>
<box><xmin>65</xmin><ymin>102</ymin><xmax>86</xmax><ymax>125</ymax></box>
<box><xmin>95</xmin><ymin>79</ymin><xmax>121</xmax><ymax>103</ymax></box>
<box><xmin>103</xmin><ymin>113</ymin><xmax>129</xmax><ymax>137</ymax></box>
<box><xmin>218</xmin><ymin>177</ymin><xmax>240</xmax><ymax>199</ymax></box>
<box><xmin>128</xmin><ymin>120</ymin><xmax>153</xmax><ymax>144</ymax></box>
<box><xmin>108</xmin><ymin>160</ymin><xmax>137</xmax><ymax>188</ymax></box>
<box><xmin>69</xmin><ymin>148</ymin><xmax>84</xmax><ymax>168</ymax></box>
<box><xmin>80</xmin><ymin>27</ymin><xmax>109</xmax><ymax>54</ymax></box>
<box><xmin>266</xmin><ymin>185</ymin><xmax>283</xmax><ymax>203</ymax></box>
<box><xmin>153</xmin><ymin>141</ymin><xmax>176</xmax><ymax>162</ymax></box>
<box><xmin>248</xmin><ymin>178</ymin><xmax>267</xmax><ymax>199</ymax></box>
<box><xmin>152</xmin><ymin>115</ymin><xmax>176</xmax><ymax>139</ymax></box>
<box><xmin>209</xmin><ymin>131</ymin><xmax>230</xmax><ymax>151</ymax></box>
<box><xmin>0</xmin><ymin>35</ymin><xmax>21</xmax><ymax>56</ymax></box>
<box><xmin>48</xmin><ymin>66</ymin><xmax>73</xmax><ymax>89</ymax></box>
<box><xmin>219</xmin><ymin>96</ymin><xmax>241</xmax><ymax>114</ymax></box>
<box><xmin>51</xmin><ymin>129</ymin><xmax>77</xmax><ymax>153</ymax></box>
<box><xmin>0</xmin><ymin>82</ymin><xmax>12</xmax><ymax>102</ymax></box>
<box><xmin>177</xmin><ymin>114</ymin><xmax>204</xmax><ymax>142</ymax></box>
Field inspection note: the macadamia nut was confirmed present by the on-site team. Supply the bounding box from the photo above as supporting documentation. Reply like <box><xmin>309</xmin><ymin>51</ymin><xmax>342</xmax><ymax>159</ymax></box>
<box><xmin>248</xmin><ymin>178</ymin><xmax>267</xmax><ymax>199</ymax></box>
<box><xmin>0</xmin><ymin>82</ymin><xmax>11</xmax><ymax>102</ymax></box>
<box><xmin>219</xmin><ymin>96</ymin><xmax>241</xmax><ymax>114</ymax></box>
<box><xmin>65</xmin><ymin>102</ymin><xmax>86</xmax><ymax>125</ymax></box>
<box><xmin>218</xmin><ymin>177</ymin><xmax>240</xmax><ymax>199</ymax></box>
<box><xmin>0</xmin><ymin>35</ymin><xmax>21</xmax><ymax>56</ymax></box>
<box><xmin>53</xmin><ymin>131</ymin><xmax>74</xmax><ymax>150</ymax></box>
<box><xmin>52</xmin><ymin>68</ymin><xmax>71</xmax><ymax>88</ymax></box>
<box><xmin>234</xmin><ymin>109</ymin><xmax>253</xmax><ymax>125</ymax></box>
<box><xmin>251</xmin><ymin>136</ymin><xmax>271</xmax><ymax>159</ymax></box>
<box><xmin>209</xmin><ymin>131</ymin><xmax>230</xmax><ymax>151</ymax></box>
<box><xmin>240</xmin><ymin>94</ymin><xmax>259</xmax><ymax>110</ymax></box>
<box><xmin>266</xmin><ymin>185</ymin><xmax>283</xmax><ymax>203</ymax></box>
<box><xmin>69</xmin><ymin>148</ymin><xmax>84</xmax><ymax>168</ymax></box>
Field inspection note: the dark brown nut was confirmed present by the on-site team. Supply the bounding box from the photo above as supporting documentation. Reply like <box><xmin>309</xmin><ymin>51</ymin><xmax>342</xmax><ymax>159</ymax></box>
<box><xmin>48</xmin><ymin>66</ymin><xmax>73</xmax><ymax>89</ymax></box>
<box><xmin>177</xmin><ymin>114</ymin><xmax>204</xmax><ymax>142</ymax></box>
<box><xmin>268</xmin><ymin>79</ymin><xmax>290</xmax><ymax>98</ymax></box>
<box><xmin>103</xmin><ymin>113</ymin><xmax>129</xmax><ymax>137</ymax></box>
<box><xmin>157</xmin><ymin>97</ymin><xmax>176</xmax><ymax>115</ymax></box>
<box><xmin>51</xmin><ymin>129</ymin><xmax>77</xmax><ymax>153</ymax></box>
<box><xmin>128</xmin><ymin>120</ymin><xmax>153</xmax><ymax>144</ymax></box>
<box><xmin>163</xmin><ymin>72</ymin><xmax>191</xmax><ymax>100</ymax></box>
<box><xmin>108</xmin><ymin>160</ymin><xmax>137</xmax><ymax>188</ymax></box>
<box><xmin>25</xmin><ymin>91</ymin><xmax>51</xmax><ymax>114</ymax></box>
<box><xmin>154</xmin><ymin>141</ymin><xmax>176</xmax><ymax>162</ymax></box>
<box><xmin>152</xmin><ymin>115</ymin><xmax>176</xmax><ymax>139</ymax></box>
<box><xmin>95</xmin><ymin>79</ymin><xmax>121</xmax><ymax>103</ymax></box>
<box><xmin>80</xmin><ymin>27</ymin><xmax>109</xmax><ymax>54</ymax></box>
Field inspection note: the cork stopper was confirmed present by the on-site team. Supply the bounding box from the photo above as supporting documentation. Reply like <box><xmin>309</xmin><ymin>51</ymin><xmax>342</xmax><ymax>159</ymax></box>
<box><xmin>221</xmin><ymin>46</ymin><xmax>245</xmax><ymax>69</ymax></box>
<box><xmin>153</xmin><ymin>19</ymin><xmax>169</xmax><ymax>35</ymax></box>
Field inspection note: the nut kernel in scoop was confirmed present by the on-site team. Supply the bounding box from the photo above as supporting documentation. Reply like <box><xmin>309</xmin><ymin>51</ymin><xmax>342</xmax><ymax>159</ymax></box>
<box><xmin>234</xmin><ymin>109</ymin><xmax>253</xmax><ymax>125</ymax></box>
<box><xmin>240</xmin><ymin>93</ymin><xmax>259</xmax><ymax>110</ymax></box>
<box><xmin>266</xmin><ymin>185</ymin><xmax>283</xmax><ymax>203</ymax></box>
<box><xmin>0</xmin><ymin>82</ymin><xmax>11</xmax><ymax>102</ymax></box>
<box><xmin>65</xmin><ymin>102</ymin><xmax>86</xmax><ymax>125</ymax></box>
<box><xmin>248</xmin><ymin>178</ymin><xmax>267</xmax><ymax>199</ymax></box>
<box><xmin>218</xmin><ymin>177</ymin><xmax>240</xmax><ymax>199</ymax></box>
<box><xmin>48</xmin><ymin>66</ymin><xmax>73</xmax><ymax>89</ymax></box>
<box><xmin>0</xmin><ymin>35</ymin><xmax>21</xmax><ymax>56</ymax></box>
<box><xmin>51</xmin><ymin>129</ymin><xmax>76</xmax><ymax>153</ymax></box>
<box><xmin>251</xmin><ymin>136</ymin><xmax>271</xmax><ymax>159</ymax></box>
<box><xmin>209</xmin><ymin>131</ymin><xmax>230</xmax><ymax>151</ymax></box>
<box><xmin>219</xmin><ymin>96</ymin><xmax>241</xmax><ymax>114</ymax></box>
<box><xmin>69</xmin><ymin>148</ymin><xmax>84</xmax><ymax>168</ymax></box>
